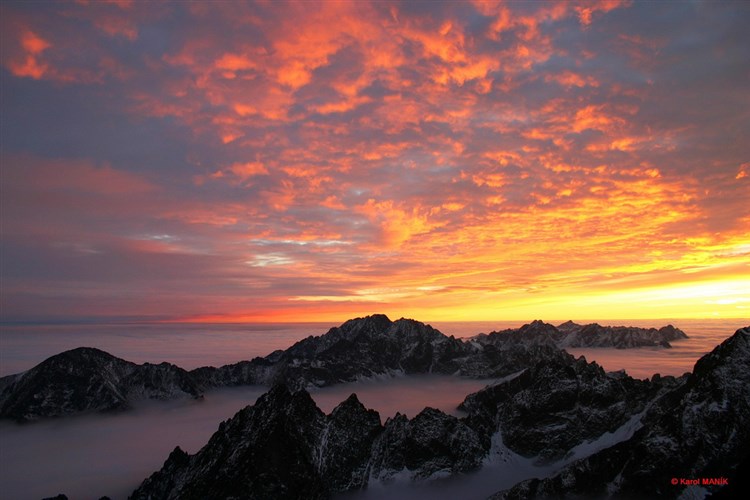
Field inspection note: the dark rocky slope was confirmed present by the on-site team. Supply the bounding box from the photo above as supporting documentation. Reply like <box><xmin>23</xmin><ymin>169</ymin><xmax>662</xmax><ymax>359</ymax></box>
<box><xmin>492</xmin><ymin>326</ymin><xmax>750</xmax><ymax>499</ymax></box>
<box><xmin>131</xmin><ymin>385</ymin><xmax>333</xmax><ymax>500</ymax></box>
<box><xmin>459</xmin><ymin>349</ymin><xmax>675</xmax><ymax>463</ymax></box>
<box><xmin>0</xmin><ymin>347</ymin><xmax>200</xmax><ymax>420</ymax></box>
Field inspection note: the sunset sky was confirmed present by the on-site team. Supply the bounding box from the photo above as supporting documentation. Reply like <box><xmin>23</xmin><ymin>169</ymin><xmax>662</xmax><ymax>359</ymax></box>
<box><xmin>1</xmin><ymin>0</ymin><xmax>748</xmax><ymax>323</ymax></box>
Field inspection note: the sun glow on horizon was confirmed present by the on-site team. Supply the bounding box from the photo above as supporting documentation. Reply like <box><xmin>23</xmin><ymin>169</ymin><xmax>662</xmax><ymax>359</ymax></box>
<box><xmin>171</xmin><ymin>275</ymin><xmax>749</xmax><ymax>324</ymax></box>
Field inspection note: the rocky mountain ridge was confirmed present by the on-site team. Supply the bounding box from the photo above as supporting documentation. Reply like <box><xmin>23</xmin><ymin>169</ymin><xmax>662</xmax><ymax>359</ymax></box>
<box><xmin>0</xmin><ymin>315</ymin><xmax>687</xmax><ymax>421</ymax></box>
<box><xmin>0</xmin><ymin>347</ymin><xmax>201</xmax><ymax>421</ymax></box>
<box><xmin>193</xmin><ymin>315</ymin><xmax>594</xmax><ymax>388</ymax></box>
<box><xmin>130</xmin><ymin>384</ymin><xmax>490</xmax><ymax>500</ymax></box>
<box><xmin>474</xmin><ymin>319</ymin><xmax>687</xmax><ymax>349</ymax></box>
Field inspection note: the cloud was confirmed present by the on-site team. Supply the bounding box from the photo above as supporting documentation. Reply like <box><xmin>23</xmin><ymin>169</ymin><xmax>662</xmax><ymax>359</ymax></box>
<box><xmin>2</xmin><ymin>0</ymin><xmax>748</xmax><ymax>321</ymax></box>
<box><xmin>5</xmin><ymin>28</ymin><xmax>51</xmax><ymax>79</ymax></box>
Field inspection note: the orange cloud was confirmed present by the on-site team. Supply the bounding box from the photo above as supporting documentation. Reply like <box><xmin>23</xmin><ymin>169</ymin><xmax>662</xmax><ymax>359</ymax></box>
<box><xmin>736</xmin><ymin>163</ymin><xmax>749</xmax><ymax>180</ymax></box>
<box><xmin>7</xmin><ymin>29</ymin><xmax>51</xmax><ymax>79</ymax></box>
<box><xmin>576</xmin><ymin>0</ymin><xmax>628</xmax><ymax>27</ymax></box>
<box><xmin>546</xmin><ymin>70</ymin><xmax>599</xmax><ymax>88</ymax></box>
<box><xmin>356</xmin><ymin>199</ymin><xmax>436</xmax><ymax>247</ymax></box>
<box><xmin>227</xmin><ymin>162</ymin><xmax>269</xmax><ymax>179</ymax></box>
<box><xmin>572</xmin><ymin>105</ymin><xmax>618</xmax><ymax>132</ymax></box>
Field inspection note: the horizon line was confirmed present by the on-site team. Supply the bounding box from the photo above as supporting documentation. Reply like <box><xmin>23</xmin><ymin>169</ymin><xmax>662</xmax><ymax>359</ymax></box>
<box><xmin>2</xmin><ymin>315</ymin><xmax>748</xmax><ymax>327</ymax></box>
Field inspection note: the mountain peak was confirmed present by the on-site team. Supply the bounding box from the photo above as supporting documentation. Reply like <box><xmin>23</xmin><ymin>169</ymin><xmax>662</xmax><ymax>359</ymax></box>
<box><xmin>341</xmin><ymin>313</ymin><xmax>392</xmax><ymax>328</ymax></box>
<box><xmin>691</xmin><ymin>326</ymin><xmax>750</xmax><ymax>379</ymax></box>
<box><xmin>521</xmin><ymin>320</ymin><xmax>558</xmax><ymax>332</ymax></box>
<box><xmin>556</xmin><ymin>320</ymin><xmax>582</xmax><ymax>332</ymax></box>
<box><xmin>0</xmin><ymin>345</ymin><xmax>200</xmax><ymax>421</ymax></box>
<box><xmin>331</xmin><ymin>314</ymin><xmax>393</xmax><ymax>339</ymax></box>
<box><xmin>333</xmin><ymin>392</ymin><xmax>365</xmax><ymax>410</ymax></box>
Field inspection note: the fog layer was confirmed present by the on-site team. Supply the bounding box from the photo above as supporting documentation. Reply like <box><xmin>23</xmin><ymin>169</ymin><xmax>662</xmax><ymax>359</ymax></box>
<box><xmin>0</xmin><ymin>376</ymin><xmax>490</xmax><ymax>500</ymax></box>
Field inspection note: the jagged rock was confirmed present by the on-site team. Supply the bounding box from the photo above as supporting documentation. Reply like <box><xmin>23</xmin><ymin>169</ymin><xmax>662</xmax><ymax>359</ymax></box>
<box><xmin>492</xmin><ymin>326</ymin><xmax>750</xmax><ymax>499</ymax></box>
<box><xmin>127</xmin><ymin>348</ymin><xmax>683</xmax><ymax>499</ymax></box>
<box><xmin>368</xmin><ymin>407</ymin><xmax>487</xmax><ymax>482</ymax></box>
<box><xmin>131</xmin><ymin>385</ymin><xmax>331</xmax><ymax>499</ymax></box>
<box><xmin>556</xmin><ymin>321</ymin><xmax>688</xmax><ymax>348</ymax></box>
<box><xmin>130</xmin><ymin>385</ymin><xmax>382</xmax><ymax>499</ymax></box>
<box><xmin>188</xmin><ymin>356</ymin><xmax>273</xmax><ymax>387</ymax></box>
<box><xmin>132</xmin><ymin>446</ymin><xmax>190</xmax><ymax>500</ymax></box>
<box><xmin>318</xmin><ymin>393</ymin><xmax>382</xmax><ymax>491</ymax></box>
<box><xmin>475</xmin><ymin>320</ymin><xmax>563</xmax><ymax>348</ymax></box>
<box><xmin>460</xmin><ymin>349</ymin><xmax>663</xmax><ymax>463</ymax></box>
<box><xmin>0</xmin><ymin>347</ymin><xmax>201</xmax><ymax>421</ymax></box>
<box><xmin>130</xmin><ymin>384</ymin><xmax>489</xmax><ymax>499</ymax></box>
<box><xmin>477</xmin><ymin>320</ymin><xmax>688</xmax><ymax>349</ymax></box>
<box><xmin>5</xmin><ymin>317</ymin><xmax>746</xmax><ymax>500</ymax></box>
<box><xmin>259</xmin><ymin>315</ymin><xmax>477</xmax><ymax>385</ymax></box>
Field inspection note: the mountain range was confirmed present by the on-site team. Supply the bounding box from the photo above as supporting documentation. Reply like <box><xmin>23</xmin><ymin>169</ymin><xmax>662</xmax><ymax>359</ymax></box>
<box><xmin>4</xmin><ymin>315</ymin><xmax>745</xmax><ymax>499</ymax></box>
<box><xmin>129</xmin><ymin>323</ymin><xmax>748</xmax><ymax>500</ymax></box>
<box><xmin>0</xmin><ymin>316</ymin><xmax>687</xmax><ymax>421</ymax></box>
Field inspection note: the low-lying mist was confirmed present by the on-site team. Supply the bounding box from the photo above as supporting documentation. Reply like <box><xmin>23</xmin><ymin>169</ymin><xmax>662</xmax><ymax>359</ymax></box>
<box><xmin>310</xmin><ymin>373</ymin><xmax>490</xmax><ymax>418</ymax></box>
<box><xmin>0</xmin><ymin>375</ymin><xmax>491</xmax><ymax>500</ymax></box>
<box><xmin>0</xmin><ymin>386</ymin><xmax>268</xmax><ymax>500</ymax></box>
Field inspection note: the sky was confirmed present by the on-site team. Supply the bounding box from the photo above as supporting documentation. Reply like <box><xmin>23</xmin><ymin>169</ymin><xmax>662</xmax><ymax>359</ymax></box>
<box><xmin>1</xmin><ymin>0</ymin><xmax>748</xmax><ymax>324</ymax></box>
